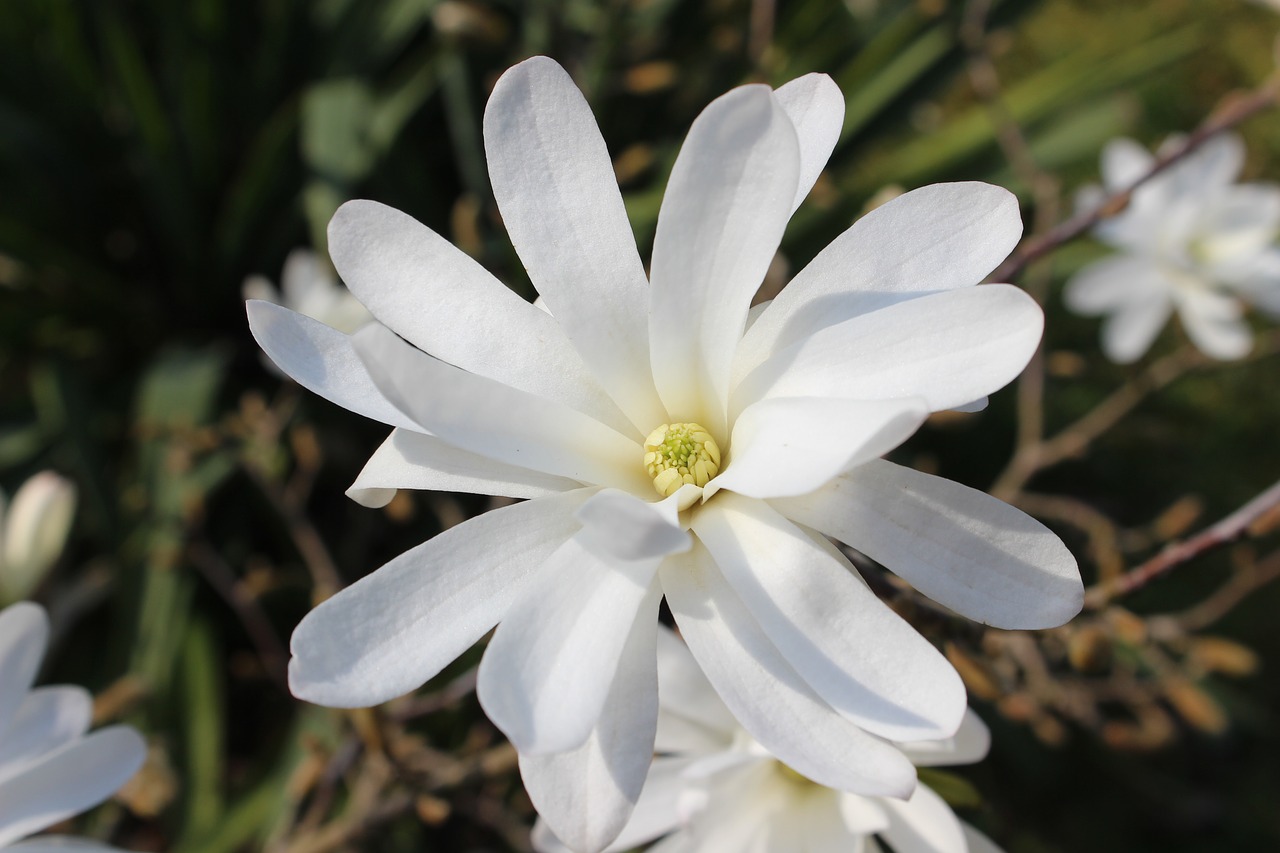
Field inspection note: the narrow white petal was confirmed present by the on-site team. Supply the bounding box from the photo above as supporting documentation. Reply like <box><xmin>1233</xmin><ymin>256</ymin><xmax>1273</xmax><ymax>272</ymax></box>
<box><xmin>773</xmin><ymin>74</ymin><xmax>844</xmax><ymax>215</ymax></box>
<box><xmin>288</xmin><ymin>489</ymin><xmax>592</xmax><ymax>707</ymax></box>
<box><xmin>774</xmin><ymin>459</ymin><xmax>1082</xmax><ymax>629</ymax></box>
<box><xmin>733</xmin><ymin>286</ymin><xmax>1042</xmax><ymax>416</ymax></box>
<box><xmin>346</xmin><ymin>428</ymin><xmax>579</xmax><ymax>507</ymax></box>
<box><xmin>1062</xmin><ymin>255</ymin><xmax>1168</xmax><ymax>316</ymax></box>
<box><xmin>520</xmin><ymin>582</ymin><xmax>661</xmax><ymax>853</ymax></box>
<box><xmin>736</xmin><ymin>183</ymin><xmax>1022</xmax><ymax>382</ymax></box>
<box><xmin>661</xmin><ymin>542</ymin><xmax>917</xmax><ymax>797</ymax></box>
<box><xmin>328</xmin><ymin>200</ymin><xmax>632</xmax><ymax>433</ymax></box>
<box><xmin>692</xmin><ymin>495</ymin><xmax>965</xmax><ymax>742</ymax></box>
<box><xmin>838</xmin><ymin>793</ymin><xmax>891</xmax><ymax>835</ymax></box>
<box><xmin>354</xmin><ymin>324</ymin><xmax>649</xmax><ymax>493</ymax></box>
<box><xmin>575</xmin><ymin>488</ymin><xmax>692</xmax><ymax>563</ymax></box>
<box><xmin>0</xmin><ymin>687</ymin><xmax>93</xmax><ymax>785</ymax></box>
<box><xmin>0</xmin><ymin>603</ymin><xmax>47</xmax><ymax>736</ymax></box>
<box><xmin>1099</xmin><ymin>138</ymin><xmax>1154</xmax><ymax>191</ymax></box>
<box><xmin>1100</xmin><ymin>294</ymin><xmax>1173</xmax><ymax>364</ymax></box>
<box><xmin>710</xmin><ymin>397</ymin><xmax>927</xmax><ymax>500</ymax></box>
<box><xmin>477</xmin><ymin>537</ymin><xmax>660</xmax><ymax>754</ymax></box>
<box><xmin>650</xmin><ymin>85</ymin><xmax>800</xmax><ymax>436</ymax></box>
<box><xmin>1175</xmin><ymin>132</ymin><xmax>1245</xmax><ymax>193</ymax></box>
<box><xmin>1176</xmin><ymin>289</ymin><xmax>1252</xmax><ymax>360</ymax></box>
<box><xmin>485</xmin><ymin>57</ymin><xmax>664</xmax><ymax>433</ymax></box>
<box><xmin>655</xmin><ymin>626</ymin><xmax>738</xmax><ymax>742</ymax></box>
<box><xmin>899</xmin><ymin>709</ymin><xmax>991</xmax><ymax>768</ymax></box>
<box><xmin>794</xmin><ymin>789</ymin><xmax>876</xmax><ymax>853</ymax></box>
<box><xmin>245</xmin><ymin>302</ymin><xmax>416</xmax><ymax>429</ymax></box>
<box><xmin>0</xmin><ymin>726</ymin><xmax>145</xmax><ymax>848</ymax></box>
<box><xmin>879</xmin><ymin>783</ymin><xmax>967</xmax><ymax>853</ymax></box>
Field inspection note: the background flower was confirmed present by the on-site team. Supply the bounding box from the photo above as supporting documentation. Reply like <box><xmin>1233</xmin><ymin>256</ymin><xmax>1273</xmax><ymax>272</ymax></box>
<box><xmin>1065</xmin><ymin>133</ymin><xmax>1280</xmax><ymax>362</ymax></box>
<box><xmin>534</xmin><ymin>627</ymin><xmax>1004</xmax><ymax>853</ymax></box>
<box><xmin>0</xmin><ymin>602</ymin><xmax>146</xmax><ymax>851</ymax></box>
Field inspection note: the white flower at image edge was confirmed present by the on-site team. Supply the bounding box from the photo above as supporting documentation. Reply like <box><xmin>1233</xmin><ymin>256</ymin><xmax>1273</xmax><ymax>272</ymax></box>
<box><xmin>0</xmin><ymin>472</ymin><xmax>77</xmax><ymax>604</ymax></box>
<box><xmin>1065</xmin><ymin>133</ymin><xmax>1280</xmax><ymax>363</ymax></box>
<box><xmin>534</xmin><ymin>628</ymin><xmax>1005</xmax><ymax>853</ymax></box>
<box><xmin>248</xmin><ymin>56</ymin><xmax>1083</xmax><ymax>853</ymax></box>
<box><xmin>0</xmin><ymin>602</ymin><xmax>146</xmax><ymax>851</ymax></box>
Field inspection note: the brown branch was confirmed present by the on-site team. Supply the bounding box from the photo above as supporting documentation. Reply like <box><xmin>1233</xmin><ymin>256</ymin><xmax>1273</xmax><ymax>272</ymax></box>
<box><xmin>1085</xmin><ymin>478</ymin><xmax>1280</xmax><ymax>607</ymax></box>
<box><xmin>990</xmin><ymin>76</ymin><xmax>1280</xmax><ymax>284</ymax></box>
<box><xmin>1174</xmin><ymin>547</ymin><xmax>1280</xmax><ymax>631</ymax></box>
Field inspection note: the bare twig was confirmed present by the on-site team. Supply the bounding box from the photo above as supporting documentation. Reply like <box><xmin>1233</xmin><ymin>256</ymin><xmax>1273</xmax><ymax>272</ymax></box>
<box><xmin>990</xmin><ymin>76</ymin><xmax>1280</xmax><ymax>284</ymax></box>
<box><xmin>1085</xmin><ymin>478</ymin><xmax>1280</xmax><ymax>607</ymax></box>
<box><xmin>1174</xmin><ymin>547</ymin><xmax>1280</xmax><ymax>631</ymax></box>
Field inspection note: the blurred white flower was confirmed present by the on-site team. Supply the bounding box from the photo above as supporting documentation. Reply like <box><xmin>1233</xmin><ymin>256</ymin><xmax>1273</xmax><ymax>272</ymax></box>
<box><xmin>534</xmin><ymin>628</ymin><xmax>1004</xmax><ymax>853</ymax></box>
<box><xmin>243</xmin><ymin>249</ymin><xmax>371</xmax><ymax>335</ymax></box>
<box><xmin>0</xmin><ymin>602</ymin><xmax>146</xmax><ymax>850</ymax></box>
<box><xmin>0</xmin><ymin>473</ymin><xmax>76</xmax><ymax>603</ymax></box>
<box><xmin>249</xmin><ymin>56</ymin><xmax>1080</xmax><ymax>852</ymax></box>
<box><xmin>1065</xmin><ymin>133</ymin><xmax>1280</xmax><ymax>363</ymax></box>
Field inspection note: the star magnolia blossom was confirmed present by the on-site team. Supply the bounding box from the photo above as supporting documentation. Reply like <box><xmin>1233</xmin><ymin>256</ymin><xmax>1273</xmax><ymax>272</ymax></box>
<box><xmin>1065</xmin><ymin>133</ymin><xmax>1280</xmax><ymax>363</ymax></box>
<box><xmin>0</xmin><ymin>602</ymin><xmax>146</xmax><ymax>851</ymax></box>
<box><xmin>534</xmin><ymin>628</ymin><xmax>1005</xmax><ymax>853</ymax></box>
<box><xmin>248</xmin><ymin>56</ymin><xmax>1082</xmax><ymax>852</ymax></box>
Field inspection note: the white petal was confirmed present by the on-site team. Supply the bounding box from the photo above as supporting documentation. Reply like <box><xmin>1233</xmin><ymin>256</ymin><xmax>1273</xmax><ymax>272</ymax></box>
<box><xmin>0</xmin><ymin>726</ymin><xmax>145</xmax><ymax>848</ymax></box>
<box><xmin>0</xmin><ymin>603</ymin><xmax>47</xmax><ymax>736</ymax></box>
<box><xmin>484</xmin><ymin>57</ymin><xmax>664</xmax><ymax>434</ymax></box>
<box><xmin>477</xmin><ymin>537</ymin><xmax>660</xmax><ymax>754</ymax></box>
<box><xmin>354</xmin><ymin>324</ymin><xmax>649</xmax><ymax>493</ymax></box>
<box><xmin>838</xmin><ymin>793</ymin><xmax>891</xmax><ymax>836</ymax></box>
<box><xmin>328</xmin><ymin>200</ymin><xmax>633</xmax><ymax>434</ymax></box>
<box><xmin>791</xmin><ymin>789</ymin><xmax>879</xmax><ymax>853</ymax></box>
<box><xmin>1175</xmin><ymin>132</ymin><xmax>1244</xmax><ymax>193</ymax></box>
<box><xmin>575</xmin><ymin>489</ymin><xmax>692</xmax><ymax>563</ymax></box>
<box><xmin>773</xmin><ymin>74</ymin><xmax>844</xmax><ymax>215</ymax></box>
<box><xmin>655</xmin><ymin>626</ymin><xmax>738</xmax><ymax>745</ymax></box>
<box><xmin>288</xmin><ymin>489</ymin><xmax>591</xmax><ymax>707</ymax></box>
<box><xmin>879</xmin><ymin>783</ymin><xmax>967</xmax><ymax>853</ymax></box>
<box><xmin>899</xmin><ymin>709</ymin><xmax>991</xmax><ymax>768</ymax></box>
<box><xmin>1176</xmin><ymin>289</ymin><xmax>1252</xmax><ymax>360</ymax></box>
<box><xmin>773</xmin><ymin>459</ymin><xmax>1082</xmax><ymax>629</ymax></box>
<box><xmin>346</xmin><ymin>428</ymin><xmax>579</xmax><ymax>507</ymax></box>
<box><xmin>603</xmin><ymin>757</ymin><xmax>703</xmax><ymax>852</ymax></box>
<box><xmin>736</xmin><ymin>183</ymin><xmax>1023</xmax><ymax>382</ymax></box>
<box><xmin>692</xmin><ymin>495</ymin><xmax>965</xmax><ymax>742</ymax></box>
<box><xmin>649</xmin><ymin>85</ymin><xmax>800</xmax><ymax>437</ymax></box>
<box><xmin>245</xmin><ymin>302</ymin><xmax>416</xmax><ymax>429</ymax></box>
<box><xmin>1062</xmin><ymin>255</ymin><xmax>1168</xmax><ymax>316</ymax></box>
<box><xmin>1099</xmin><ymin>138</ymin><xmax>1154</xmax><ymax>191</ymax></box>
<box><xmin>1196</xmin><ymin>184</ymin><xmax>1280</xmax><ymax>264</ymax></box>
<box><xmin>960</xmin><ymin>822</ymin><xmax>1007</xmax><ymax>853</ymax></box>
<box><xmin>1223</xmin><ymin>247</ymin><xmax>1280</xmax><ymax>316</ymax></box>
<box><xmin>1100</xmin><ymin>293</ymin><xmax>1173</xmax><ymax>363</ymax></box>
<box><xmin>733</xmin><ymin>286</ymin><xmax>1042</xmax><ymax>416</ymax></box>
<box><xmin>0</xmin><ymin>687</ymin><xmax>92</xmax><ymax>785</ymax></box>
<box><xmin>709</xmin><ymin>397</ymin><xmax>927</xmax><ymax>500</ymax></box>
<box><xmin>661</xmin><ymin>542</ymin><xmax>917</xmax><ymax>797</ymax></box>
<box><xmin>520</xmin><ymin>582</ymin><xmax>661</xmax><ymax>853</ymax></box>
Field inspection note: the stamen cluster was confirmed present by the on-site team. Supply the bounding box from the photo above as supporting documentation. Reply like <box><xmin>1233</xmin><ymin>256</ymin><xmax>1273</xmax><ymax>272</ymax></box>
<box><xmin>643</xmin><ymin>422</ymin><xmax>722</xmax><ymax>496</ymax></box>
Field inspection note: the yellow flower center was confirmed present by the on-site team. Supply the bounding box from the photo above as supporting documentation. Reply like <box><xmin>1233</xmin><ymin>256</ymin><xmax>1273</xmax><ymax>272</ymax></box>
<box><xmin>643</xmin><ymin>422</ymin><xmax>721</xmax><ymax>497</ymax></box>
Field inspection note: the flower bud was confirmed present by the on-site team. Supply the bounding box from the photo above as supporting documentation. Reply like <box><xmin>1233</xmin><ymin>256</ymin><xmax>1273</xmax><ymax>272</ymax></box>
<box><xmin>1</xmin><ymin>471</ymin><xmax>77</xmax><ymax>601</ymax></box>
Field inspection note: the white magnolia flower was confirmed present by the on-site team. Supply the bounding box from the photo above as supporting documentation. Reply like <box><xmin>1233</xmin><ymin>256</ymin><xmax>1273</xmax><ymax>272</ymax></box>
<box><xmin>243</xmin><ymin>248</ymin><xmax>372</xmax><ymax>335</ymax></box>
<box><xmin>0</xmin><ymin>473</ymin><xmax>77</xmax><ymax>604</ymax></box>
<box><xmin>0</xmin><ymin>602</ymin><xmax>146</xmax><ymax>851</ymax></box>
<box><xmin>1065</xmin><ymin>133</ymin><xmax>1280</xmax><ymax>363</ymax></box>
<box><xmin>248</xmin><ymin>56</ymin><xmax>1081</xmax><ymax>852</ymax></box>
<box><xmin>534</xmin><ymin>628</ymin><xmax>1005</xmax><ymax>853</ymax></box>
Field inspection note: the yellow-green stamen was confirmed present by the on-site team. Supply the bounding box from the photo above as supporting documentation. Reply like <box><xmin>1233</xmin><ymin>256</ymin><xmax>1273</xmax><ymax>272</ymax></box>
<box><xmin>643</xmin><ymin>422</ymin><xmax>721</xmax><ymax>497</ymax></box>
